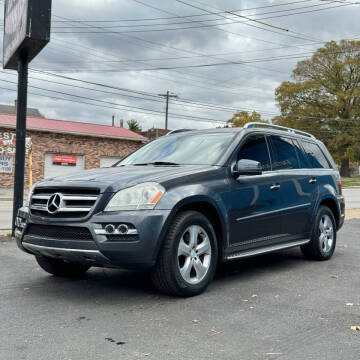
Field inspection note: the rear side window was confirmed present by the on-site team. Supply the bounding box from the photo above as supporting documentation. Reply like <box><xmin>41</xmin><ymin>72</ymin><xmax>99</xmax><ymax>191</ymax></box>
<box><xmin>301</xmin><ymin>141</ymin><xmax>330</xmax><ymax>169</ymax></box>
<box><xmin>270</xmin><ymin>136</ymin><xmax>299</xmax><ymax>170</ymax></box>
<box><xmin>237</xmin><ymin>135</ymin><xmax>271</xmax><ymax>171</ymax></box>
<box><xmin>292</xmin><ymin>140</ymin><xmax>308</xmax><ymax>168</ymax></box>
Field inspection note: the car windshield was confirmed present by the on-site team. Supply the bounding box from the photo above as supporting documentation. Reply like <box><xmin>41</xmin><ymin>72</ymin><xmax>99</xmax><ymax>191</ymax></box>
<box><xmin>118</xmin><ymin>132</ymin><xmax>235</xmax><ymax>166</ymax></box>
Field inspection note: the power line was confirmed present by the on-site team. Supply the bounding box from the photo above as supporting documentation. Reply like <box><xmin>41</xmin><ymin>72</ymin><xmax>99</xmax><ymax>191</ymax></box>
<box><xmin>51</xmin><ymin>1</ymin><xmax>355</xmax><ymax>44</ymax></box>
<box><xmin>43</xmin><ymin>2</ymin><xmax>343</xmax><ymax>104</ymax></box>
<box><xmin>50</xmin><ymin>1</ymin><xmax>330</xmax><ymax>29</ymax></box>
<box><xmin>49</xmin><ymin>1</ymin><xmax>318</xmax><ymax>23</ymax></box>
<box><xmin>0</xmin><ymin>81</ymin><xmax>229</xmax><ymax>124</ymax></box>
<box><xmin>45</xmin><ymin>1</ymin><xmax>356</xmax><ymax>85</ymax></box>
<box><xmin>0</xmin><ymin>68</ymin><xmax>282</xmax><ymax>119</ymax></box>
<box><xmin>31</xmin><ymin>48</ymin><xmax>358</xmax><ymax>73</ymax></box>
<box><xmin>51</xmin><ymin>9</ymin><xmax>318</xmax><ymax>55</ymax></box>
<box><xmin>174</xmin><ymin>0</ymin><xmax>319</xmax><ymax>42</ymax></box>
<box><xmin>1</xmin><ymin>70</ymin><xmax>357</xmax><ymax>123</ymax></box>
<box><xmin>39</xmin><ymin>12</ymin><xmax>308</xmax><ymax>94</ymax></box>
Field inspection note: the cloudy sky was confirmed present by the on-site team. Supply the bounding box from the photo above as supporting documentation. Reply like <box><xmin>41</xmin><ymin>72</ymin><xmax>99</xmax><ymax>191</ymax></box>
<box><xmin>0</xmin><ymin>0</ymin><xmax>359</xmax><ymax>131</ymax></box>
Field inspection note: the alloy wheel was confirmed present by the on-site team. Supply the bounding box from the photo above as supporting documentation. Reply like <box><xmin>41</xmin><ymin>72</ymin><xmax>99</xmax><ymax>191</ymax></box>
<box><xmin>318</xmin><ymin>214</ymin><xmax>334</xmax><ymax>254</ymax></box>
<box><xmin>177</xmin><ymin>225</ymin><xmax>212</xmax><ymax>285</ymax></box>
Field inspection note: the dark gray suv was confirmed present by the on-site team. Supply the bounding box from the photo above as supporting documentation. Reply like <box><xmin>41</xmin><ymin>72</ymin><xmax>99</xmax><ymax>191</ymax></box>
<box><xmin>15</xmin><ymin>123</ymin><xmax>345</xmax><ymax>297</ymax></box>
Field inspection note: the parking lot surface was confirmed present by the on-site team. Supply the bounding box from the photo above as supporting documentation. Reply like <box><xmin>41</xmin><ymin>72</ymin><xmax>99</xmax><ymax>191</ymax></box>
<box><xmin>0</xmin><ymin>201</ymin><xmax>12</xmax><ymax>230</ymax></box>
<box><xmin>0</xmin><ymin>221</ymin><xmax>359</xmax><ymax>360</ymax></box>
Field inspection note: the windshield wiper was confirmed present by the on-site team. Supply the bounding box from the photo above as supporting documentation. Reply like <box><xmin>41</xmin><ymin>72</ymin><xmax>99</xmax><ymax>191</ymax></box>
<box><xmin>134</xmin><ymin>161</ymin><xmax>180</xmax><ymax>166</ymax></box>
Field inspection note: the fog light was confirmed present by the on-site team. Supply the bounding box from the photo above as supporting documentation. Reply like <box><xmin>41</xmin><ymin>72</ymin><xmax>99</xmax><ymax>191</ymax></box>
<box><xmin>104</xmin><ymin>224</ymin><xmax>115</xmax><ymax>234</ymax></box>
<box><xmin>117</xmin><ymin>224</ymin><xmax>129</xmax><ymax>234</ymax></box>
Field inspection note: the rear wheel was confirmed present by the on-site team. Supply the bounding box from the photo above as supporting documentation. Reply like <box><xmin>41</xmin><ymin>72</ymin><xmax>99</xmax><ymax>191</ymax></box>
<box><xmin>151</xmin><ymin>211</ymin><xmax>218</xmax><ymax>297</ymax></box>
<box><xmin>36</xmin><ymin>255</ymin><xmax>90</xmax><ymax>277</ymax></box>
<box><xmin>301</xmin><ymin>206</ymin><xmax>336</xmax><ymax>260</ymax></box>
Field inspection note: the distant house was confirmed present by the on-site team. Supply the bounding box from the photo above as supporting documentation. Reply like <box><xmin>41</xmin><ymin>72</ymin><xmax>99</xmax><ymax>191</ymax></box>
<box><xmin>141</xmin><ymin>128</ymin><xmax>170</xmax><ymax>141</ymax></box>
<box><xmin>0</xmin><ymin>101</ymin><xmax>44</xmax><ymax>118</ymax></box>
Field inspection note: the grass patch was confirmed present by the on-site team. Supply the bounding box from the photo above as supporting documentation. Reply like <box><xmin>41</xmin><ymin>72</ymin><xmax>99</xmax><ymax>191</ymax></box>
<box><xmin>342</xmin><ymin>176</ymin><xmax>360</xmax><ymax>187</ymax></box>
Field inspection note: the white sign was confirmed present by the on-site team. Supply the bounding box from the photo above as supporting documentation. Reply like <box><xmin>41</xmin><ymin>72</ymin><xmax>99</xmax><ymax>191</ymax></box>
<box><xmin>0</xmin><ymin>132</ymin><xmax>31</xmax><ymax>155</ymax></box>
<box><xmin>0</xmin><ymin>155</ymin><xmax>13</xmax><ymax>173</ymax></box>
<box><xmin>3</xmin><ymin>0</ymin><xmax>28</xmax><ymax>68</ymax></box>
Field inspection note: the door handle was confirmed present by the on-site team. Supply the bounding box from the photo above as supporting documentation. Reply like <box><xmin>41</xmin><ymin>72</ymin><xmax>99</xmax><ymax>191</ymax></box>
<box><xmin>309</xmin><ymin>178</ymin><xmax>317</xmax><ymax>184</ymax></box>
<box><xmin>270</xmin><ymin>184</ymin><xmax>280</xmax><ymax>191</ymax></box>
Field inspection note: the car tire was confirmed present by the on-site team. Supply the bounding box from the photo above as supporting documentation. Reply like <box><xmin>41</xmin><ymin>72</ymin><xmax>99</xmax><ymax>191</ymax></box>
<box><xmin>301</xmin><ymin>206</ymin><xmax>337</xmax><ymax>261</ymax></box>
<box><xmin>151</xmin><ymin>210</ymin><xmax>218</xmax><ymax>297</ymax></box>
<box><xmin>35</xmin><ymin>255</ymin><xmax>91</xmax><ymax>277</ymax></box>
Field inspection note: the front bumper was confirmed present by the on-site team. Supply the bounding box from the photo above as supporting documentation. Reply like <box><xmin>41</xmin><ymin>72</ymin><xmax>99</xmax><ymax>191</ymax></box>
<box><xmin>15</xmin><ymin>207</ymin><xmax>171</xmax><ymax>269</ymax></box>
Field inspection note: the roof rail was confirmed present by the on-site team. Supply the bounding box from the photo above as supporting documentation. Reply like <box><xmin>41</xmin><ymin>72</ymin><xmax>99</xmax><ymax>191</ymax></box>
<box><xmin>244</xmin><ymin>122</ymin><xmax>316</xmax><ymax>139</ymax></box>
<box><xmin>166</xmin><ymin>129</ymin><xmax>194</xmax><ymax>136</ymax></box>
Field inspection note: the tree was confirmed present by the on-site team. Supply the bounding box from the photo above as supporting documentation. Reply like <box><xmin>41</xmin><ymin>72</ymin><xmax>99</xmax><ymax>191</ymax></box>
<box><xmin>227</xmin><ymin>111</ymin><xmax>266</xmax><ymax>127</ymax></box>
<box><xmin>127</xmin><ymin>119</ymin><xmax>142</xmax><ymax>133</ymax></box>
<box><xmin>274</xmin><ymin>40</ymin><xmax>360</xmax><ymax>176</ymax></box>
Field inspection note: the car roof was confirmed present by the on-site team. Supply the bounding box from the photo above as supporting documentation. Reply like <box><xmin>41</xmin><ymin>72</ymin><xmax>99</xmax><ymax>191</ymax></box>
<box><xmin>169</xmin><ymin>127</ymin><xmax>319</xmax><ymax>142</ymax></box>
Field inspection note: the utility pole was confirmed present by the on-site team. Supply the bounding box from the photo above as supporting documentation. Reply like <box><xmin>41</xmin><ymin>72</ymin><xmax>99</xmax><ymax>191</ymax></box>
<box><xmin>158</xmin><ymin>91</ymin><xmax>178</xmax><ymax>130</ymax></box>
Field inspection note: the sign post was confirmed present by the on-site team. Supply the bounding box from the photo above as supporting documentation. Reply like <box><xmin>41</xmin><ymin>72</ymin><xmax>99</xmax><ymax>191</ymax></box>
<box><xmin>3</xmin><ymin>0</ymin><xmax>52</xmax><ymax>234</ymax></box>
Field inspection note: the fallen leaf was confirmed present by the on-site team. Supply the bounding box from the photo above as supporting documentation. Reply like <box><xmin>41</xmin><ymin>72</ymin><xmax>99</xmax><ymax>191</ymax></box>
<box><xmin>251</xmin><ymin>294</ymin><xmax>257</xmax><ymax>298</ymax></box>
<box><xmin>346</xmin><ymin>303</ymin><xmax>354</xmax><ymax>306</ymax></box>
<box><xmin>192</xmin><ymin>320</ymin><xmax>199</xmax><ymax>325</ymax></box>
<box><xmin>350</xmin><ymin>326</ymin><xmax>360</xmax><ymax>331</ymax></box>
<box><xmin>210</xmin><ymin>329</ymin><xmax>220</xmax><ymax>335</ymax></box>
<box><xmin>330</xmin><ymin>275</ymin><xmax>338</xmax><ymax>279</ymax></box>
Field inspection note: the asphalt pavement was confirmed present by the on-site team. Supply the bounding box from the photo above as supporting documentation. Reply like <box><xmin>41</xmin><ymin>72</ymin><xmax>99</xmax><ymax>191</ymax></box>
<box><xmin>0</xmin><ymin>200</ymin><xmax>12</xmax><ymax>230</ymax></box>
<box><xmin>0</xmin><ymin>220</ymin><xmax>359</xmax><ymax>360</ymax></box>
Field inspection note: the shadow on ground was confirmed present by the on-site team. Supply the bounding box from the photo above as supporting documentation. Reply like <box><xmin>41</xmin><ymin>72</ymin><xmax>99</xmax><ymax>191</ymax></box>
<box><xmin>24</xmin><ymin>247</ymin><xmax>309</xmax><ymax>303</ymax></box>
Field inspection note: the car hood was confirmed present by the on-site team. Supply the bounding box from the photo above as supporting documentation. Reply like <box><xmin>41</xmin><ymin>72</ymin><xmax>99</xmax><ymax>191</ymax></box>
<box><xmin>36</xmin><ymin>165</ymin><xmax>217</xmax><ymax>193</ymax></box>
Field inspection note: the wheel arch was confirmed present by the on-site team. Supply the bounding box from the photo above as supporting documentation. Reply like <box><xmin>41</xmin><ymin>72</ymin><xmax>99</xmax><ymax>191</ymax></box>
<box><xmin>154</xmin><ymin>196</ymin><xmax>228</xmax><ymax>262</ymax></box>
<box><xmin>318</xmin><ymin>196</ymin><xmax>340</xmax><ymax>229</ymax></box>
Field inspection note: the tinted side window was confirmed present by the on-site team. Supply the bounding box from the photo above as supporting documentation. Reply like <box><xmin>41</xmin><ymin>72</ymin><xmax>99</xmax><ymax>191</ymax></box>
<box><xmin>293</xmin><ymin>139</ymin><xmax>308</xmax><ymax>168</ymax></box>
<box><xmin>238</xmin><ymin>135</ymin><xmax>271</xmax><ymax>171</ymax></box>
<box><xmin>302</xmin><ymin>141</ymin><xmax>330</xmax><ymax>169</ymax></box>
<box><xmin>270</xmin><ymin>136</ymin><xmax>299</xmax><ymax>170</ymax></box>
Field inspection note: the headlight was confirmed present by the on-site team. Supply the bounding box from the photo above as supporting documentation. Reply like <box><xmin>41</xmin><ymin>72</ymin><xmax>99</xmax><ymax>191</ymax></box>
<box><xmin>105</xmin><ymin>182</ymin><xmax>165</xmax><ymax>211</ymax></box>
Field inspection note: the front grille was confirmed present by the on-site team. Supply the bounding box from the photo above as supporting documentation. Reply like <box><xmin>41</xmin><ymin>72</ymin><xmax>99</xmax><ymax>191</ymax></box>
<box><xmin>30</xmin><ymin>188</ymin><xmax>100</xmax><ymax>218</ymax></box>
<box><xmin>27</xmin><ymin>224</ymin><xmax>93</xmax><ymax>241</ymax></box>
<box><xmin>106</xmin><ymin>235</ymin><xmax>139</xmax><ymax>242</ymax></box>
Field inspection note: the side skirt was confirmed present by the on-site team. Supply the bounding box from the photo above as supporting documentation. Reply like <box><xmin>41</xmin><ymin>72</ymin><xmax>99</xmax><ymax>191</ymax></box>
<box><xmin>226</xmin><ymin>239</ymin><xmax>310</xmax><ymax>261</ymax></box>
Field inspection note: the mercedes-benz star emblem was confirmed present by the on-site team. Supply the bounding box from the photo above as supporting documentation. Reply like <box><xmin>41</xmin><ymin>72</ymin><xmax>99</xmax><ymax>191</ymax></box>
<box><xmin>47</xmin><ymin>193</ymin><xmax>62</xmax><ymax>214</ymax></box>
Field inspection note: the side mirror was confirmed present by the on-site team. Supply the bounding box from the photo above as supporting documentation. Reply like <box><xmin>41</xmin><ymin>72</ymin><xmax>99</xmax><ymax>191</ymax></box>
<box><xmin>233</xmin><ymin>159</ymin><xmax>262</xmax><ymax>176</ymax></box>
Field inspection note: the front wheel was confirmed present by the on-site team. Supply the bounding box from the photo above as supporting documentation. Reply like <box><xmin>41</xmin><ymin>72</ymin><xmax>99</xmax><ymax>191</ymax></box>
<box><xmin>301</xmin><ymin>206</ymin><xmax>337</xmax><ymax>260</ymax></box>
<box><xmin>151</xmin><ymin>211</ymin><xmax>218</xmax><ymax>297</ymax></box>
<box><xmin>36</xmin><ymin>255</ymin><xmax>91</xmax><ymax>277</ymax></box>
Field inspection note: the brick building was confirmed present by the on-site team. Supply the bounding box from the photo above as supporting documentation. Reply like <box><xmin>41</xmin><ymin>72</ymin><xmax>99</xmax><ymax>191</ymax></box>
<box><xmin>0</xmin><ymin>110</ymin><xmax>146</xmax><ymax>189</ymax></box>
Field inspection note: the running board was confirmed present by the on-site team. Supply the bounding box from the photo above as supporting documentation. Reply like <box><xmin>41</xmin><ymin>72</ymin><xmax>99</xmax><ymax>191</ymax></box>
<box><xmin>226</xmin><ymin>239</ymin><xmax>310</xmax><ymax>260</ymax></box>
